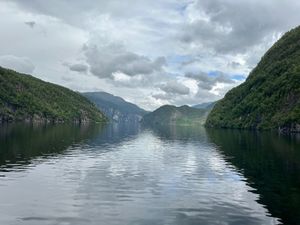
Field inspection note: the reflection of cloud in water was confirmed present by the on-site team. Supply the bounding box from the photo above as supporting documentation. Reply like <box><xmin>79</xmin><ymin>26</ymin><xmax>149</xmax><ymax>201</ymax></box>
<box><xmin>0</xmin><ymin>124</ymin><xmax>281</xmax><ymax>225</ymax></box>
<box><xmin>73</xmin><ymin>125</ymin><xmax>279</xmax><ymax>225</ymax></box>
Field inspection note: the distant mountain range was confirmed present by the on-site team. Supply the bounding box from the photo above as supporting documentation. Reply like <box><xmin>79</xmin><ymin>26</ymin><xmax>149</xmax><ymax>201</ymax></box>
<box><xmin>206</xmin><ymin>26</ymin><xmax>300</xmax><ymax>132</ymax></box>
<box><xmin>3</xmin><ymin>27</ymin><xmax>299</xmax><ymax>132</ymax></box>
<box><xmin>82</xmin><ymin>92</ymin><xmax>147</xmax><ymax>123</ymax></box>
<box><xmin>192</xmin><ymin>102</ymin><xmax>216</xmax><ymax>110</ymax></box>
<box><xmin>142</xmin><ymin>104</ymin><xmax>212</xmax><ymax>126</ymax></box>
<box><xmin>0</xmin><ymin>67</ymin><xmax>106</xmax><ymax>123</ymax></box>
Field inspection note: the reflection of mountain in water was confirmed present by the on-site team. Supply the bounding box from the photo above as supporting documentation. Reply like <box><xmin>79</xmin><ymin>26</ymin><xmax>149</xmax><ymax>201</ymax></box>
<box><xmin>1</xmin><ymin>122</ymin><xmax>299</xmax><ymax>224</ymax></box>
<box><xmin>74</xmin><ymin>124</ymin><xmax>278</xmax><ymax>225</ymax></box>
<box><xmin>207</xmin><ymin>129</ymin><xmax>300</xmax><ymax>225</ymax></box>
<box><xmin>144</xmin><ymin>124</ymin><xmax>209</xmax><ymax>143</ymax></box>
<box><xmin>0</xmin><ymin>123</ymin><xmax>104</xmax><ymax>170</ymax></box>
<box><xmin>85</xmin><ymin>122</ymin><xmax>141</xmax><ymax>147</ymax></box>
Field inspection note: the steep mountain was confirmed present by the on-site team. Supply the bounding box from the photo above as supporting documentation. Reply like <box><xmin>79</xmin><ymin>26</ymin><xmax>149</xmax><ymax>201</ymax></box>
<box><xmin>142</xmin><ymin>105</ymin><xmax>209</xmax><ymax>126</ymax></box>
<box><xmin>192</xmin><ymin>102</ymin><xmax>216</xmax><ymax>110</ymax></box>
<box><xmin>82</xmin><ymin>92</ymin><xmax>147</xmax><ymax>123</ymax></box>
<box><xmin>0</xmin><ymin>67</ymin><xmax>106</xmax><ymax>123</ymax></box>
<box><xmin>206</xmin><ymin>26</ymin><xmax>300</xmax><ymax>132</ymax></box>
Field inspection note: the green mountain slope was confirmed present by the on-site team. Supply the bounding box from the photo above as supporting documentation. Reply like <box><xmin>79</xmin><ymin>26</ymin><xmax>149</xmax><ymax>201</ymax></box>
<box><xmin>142</xmin><ymin>105</ymin><xmax>210</xmax><ymax>126</ymax></box>
<box><xmin>0</xmin><ymin>67</ymin><xmax>106</xmax><ymax>123</ymax></box>
<box><xmin>206</xmin><ymin>26</ymin><xmax>300</xmax><ymax>132</ymax></box>
<box><xmin>82</xmin><ymin>92</ymin><xmax>147</xmax><ymax>123</ymax></box>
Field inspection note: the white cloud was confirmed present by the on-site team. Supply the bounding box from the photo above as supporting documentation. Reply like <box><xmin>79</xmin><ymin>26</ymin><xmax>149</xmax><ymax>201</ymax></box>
<box><xmin>0</xmin><ymin>0</ymin><xmax>299</xmax><ymax>110</ymax></box>
<box><xmin>159</xmin><ymin>80</ymin><xmax>190</xmax><ymax>95</ymax></box>
<box><xmin>66</xmin><ymin>63</ymin><xmax>88</xmax><ymax>73</ymax></box>
<box><xmin>83</xmin><ymin>42</ymin><xmax>166</xmax><ymax>78</ymax></box>
<box><xmin>0</xmin><ymin>55</ymin><xmax>35</xmax><ymax>74</ymax></box>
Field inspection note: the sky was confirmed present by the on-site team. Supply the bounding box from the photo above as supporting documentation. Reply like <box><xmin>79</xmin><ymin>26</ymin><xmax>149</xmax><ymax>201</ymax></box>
<box><xmin>0</xmin><ymin>0</ymin><xmax>299</xmax><ymax>111</ymax></box>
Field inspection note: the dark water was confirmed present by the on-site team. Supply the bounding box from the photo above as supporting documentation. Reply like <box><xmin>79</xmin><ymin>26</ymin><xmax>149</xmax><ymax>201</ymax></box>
<box><xmin>0</xmin><ymin>123</ymin><xmax>299</xmax><ymax>225</ymax></box>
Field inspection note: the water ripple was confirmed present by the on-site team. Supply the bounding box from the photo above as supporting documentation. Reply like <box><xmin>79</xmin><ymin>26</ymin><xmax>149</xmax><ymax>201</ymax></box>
<box><xmin>0</xmin><ymin>124</ymin><xmax>288</xmax><ymax>225</ymax></box>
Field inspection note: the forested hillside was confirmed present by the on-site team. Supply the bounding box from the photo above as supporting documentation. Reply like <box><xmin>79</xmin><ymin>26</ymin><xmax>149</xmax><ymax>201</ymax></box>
<box><xmin>0</xmin><ymin>67</ymin><xmax>106</xmax><ymax>123</ymax></box>
<box><xmin>206</xmin><ymin>26</ymin><xmax>300</xmax><ymax>132</ymax></box>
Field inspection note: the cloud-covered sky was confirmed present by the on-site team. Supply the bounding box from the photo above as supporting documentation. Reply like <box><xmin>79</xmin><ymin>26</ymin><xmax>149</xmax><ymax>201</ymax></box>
<box><xmin>0</xmin><ymin>0</ymin><xmax>299</xmax><ymax>110</ymax></box>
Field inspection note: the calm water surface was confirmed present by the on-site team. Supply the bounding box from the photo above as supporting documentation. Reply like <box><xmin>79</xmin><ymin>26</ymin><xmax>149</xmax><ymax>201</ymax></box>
<box><xmin>0</xmin><ymin>123</ymin><xmax>299</xmax><ymax>225</ymax></box>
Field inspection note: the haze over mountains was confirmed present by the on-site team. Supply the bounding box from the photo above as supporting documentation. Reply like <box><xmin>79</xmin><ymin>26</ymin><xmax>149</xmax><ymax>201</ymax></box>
<box><xmin>82</xmin><ymin>92</ymin><xmax>147</xmax><ymax>123</ymax></box>
<box><xmin>192</xmin><ymin>102</ymin><xmax>216</xmax><ymax>110</ymax></box>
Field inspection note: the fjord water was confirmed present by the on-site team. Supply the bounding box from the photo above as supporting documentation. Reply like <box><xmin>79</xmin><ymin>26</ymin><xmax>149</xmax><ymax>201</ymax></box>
<box><xmin>0</xmin><ymin>124</ymin><xmax>299</xmax><ymax>225</ymax></box>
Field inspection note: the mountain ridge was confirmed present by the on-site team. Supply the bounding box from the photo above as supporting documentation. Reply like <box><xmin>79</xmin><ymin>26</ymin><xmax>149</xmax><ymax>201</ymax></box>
<box><xmin>192</xmin><ymin>102</ymin><xmax>216</xmax><ymax>110</ymax></box>
<box><xmin>0</xmin><ymin>67</ymin><xmax>106</xmax><ymax>123</ymax></box>
<box><xmin>206</xmin><ymin>26</ymin><xmax>300</xmax><ymax>132</ymax></box>
<box><xmin>82</xmin><ymin>91</ymin><xmax>147</xmax><ymax>123</ymax></box>
<box><xmin>142</xmin><ymin>104</ymin><xmax>211</xmax><ymax>126</ymax></box>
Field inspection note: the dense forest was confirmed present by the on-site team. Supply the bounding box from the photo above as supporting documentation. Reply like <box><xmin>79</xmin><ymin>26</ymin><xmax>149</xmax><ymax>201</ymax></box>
<box><xmin>142</xmin><ymin>105</ymin><xmax>211</xmax><ymax>126</ymax></box>
<box><xmin>206</xmin><ymin>26</ymin><xmax>300</xmax><ymax>132</ymax></box>
<box><xmin>0</xmin><ymin>67</ymin><xmax>106</xmax><ymax>123</ymax></box>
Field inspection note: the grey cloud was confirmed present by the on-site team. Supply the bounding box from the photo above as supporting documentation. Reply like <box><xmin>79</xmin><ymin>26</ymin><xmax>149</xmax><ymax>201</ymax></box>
<box><xmin>186</xmin><ymin>72</ymin><xmax>210</xmax><ymax>84</ymax></box>
<box><xmin>159</xmin><ymin>80</ymin><xmax>190</xmax><ymax>95</ymax></box>
<box><xmin>11</xmin><ymin>0</ymin><xmax>181</xmax><ymax>29</ymax></box>
<box><xmin>181</xmin><ymin>18</ymin><xmax>265</xmax><ymax>54</ymax></box>
<box><xmin>186</xmin><ymin>71</ymin><xmax>234</xmax><ymax>90</ymax></box>
<box><xmin>181</xmin><ymin>0</ymin><xmax>300</xmax><ymax>54</ymax></box>
<box><xmin>24</xmin><ymin>21</ymin><xmax>36</xmax><ymax>28</ymax></box>
<box><xmin>11</xmin><ymin>1</ymin><xmax>97</xmax><ymax>27</ymax></box>
<box><xmin>152</xmin><ymin>87</ymin><xmax>219</xmax><ymax>107</ymax></box>
<box><xmin>61</xmin><ymin>76</ymin><xmax>73</xmax><ymax>82</ymax></box>
<box><xmin>4</xmin><ymin>0</ymin><xmax>300</xmax><ymax>110</ymax></box>
<box><xmin>0</xmin><ymin>55</ymin><xmax>35</xmax><ymax>74</ymax></box>
<box><xmin>83</xmin><ymin>43</ymin><xmax>166</xmax><ymax>78</ymax></box>
<box><xmin>152</xmin><ymin>79</ymin><xmax>191</xmax><ymax>104</ymax></box>
<box><xmin>152</xmin><ymin>93</ymin><xmax>170</xmax><ymax>100</ymax></box>
<box><xmin>227</xmin><ymin>61</ymin><xmax>241</xmax><ymax>69</ymax></box>
<box><xmin>68</xmin><ymin>63</ymin><xmax>88</xmax><ymax>73</ymax></box>
<box><xmin>214</xmin><ymin>73</ymin><xmax>235</xmax><ymax>84</ymax></box>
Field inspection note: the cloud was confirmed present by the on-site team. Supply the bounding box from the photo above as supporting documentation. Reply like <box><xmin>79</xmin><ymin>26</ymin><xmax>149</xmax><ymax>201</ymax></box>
<box><xmin>227</xmin><ymin>61</ymin><xmax>241</xmax><ymax>69</ymax></box>
<box><xmin>2</xmin><ymin>0</ymin><xmax>300</xmax><ymax>110</ymax></box>
<box><xmin>0</xmin><ymin>55</ymin><xmax>35</xmax><ymax>74</ymax></box>
<box><xmin>83</xmin><ymin>42</ymin><xmax>166</xmax><ymax>79</ymax></box>
<box><xmin>181</xmin><ymin>0</ymin><xmax>300</xmax><ymax>54</ymax></box>
<box><xmin>67</xmin><ymin>63</ymin><xmax>88</xmax><ymax>73</ymax></box>
<box><xmin>159</xmin><ymin>80</ymin><xmax>190</xmax><ymax>95</ymax></box>
<box><xmin>24</xmin><ymin>21</ymin><xmax>36</xmax><ymax>28</ymax></box>
<box><xmin>186</xmin><ymin>71</ymin><xmax>234</xmax><ymax>90</ymax></box>
<box><xmin>152</xmin><ymin>93</ymin><xmax>170</xmax><ymax>100</ymax></box>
